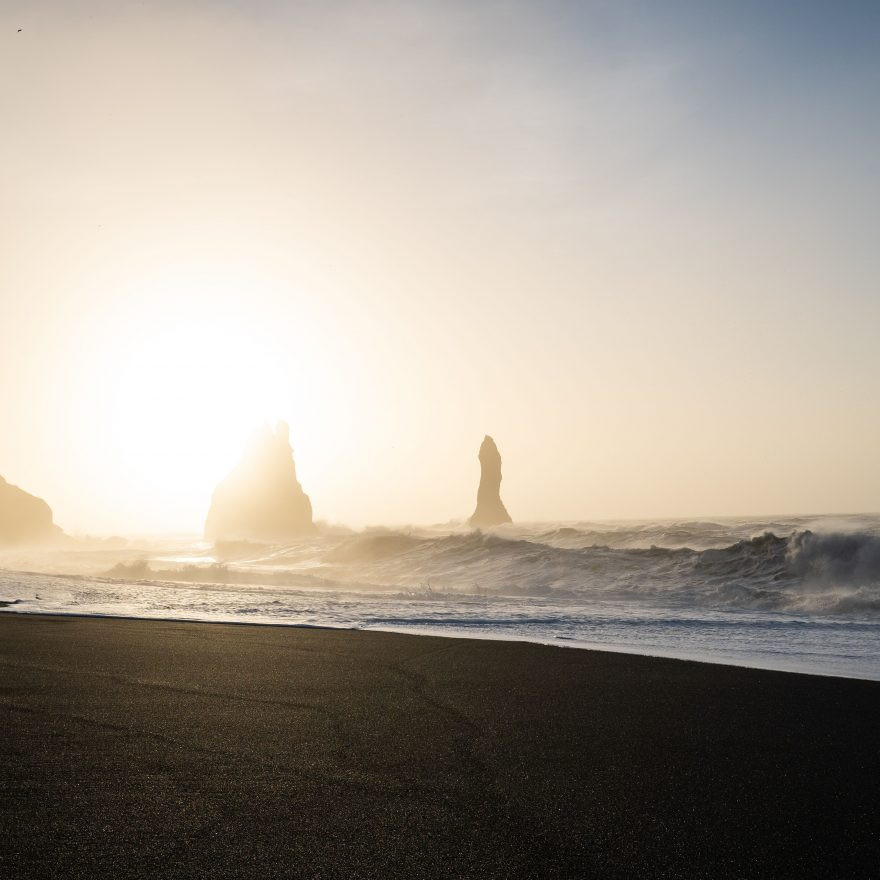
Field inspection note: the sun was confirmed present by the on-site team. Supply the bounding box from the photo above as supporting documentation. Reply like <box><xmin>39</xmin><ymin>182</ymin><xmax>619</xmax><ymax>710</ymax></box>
<box><xmin>76</xmin><ymin>267</ymin><xmax>321</xmax><ymax>532</ymax></box>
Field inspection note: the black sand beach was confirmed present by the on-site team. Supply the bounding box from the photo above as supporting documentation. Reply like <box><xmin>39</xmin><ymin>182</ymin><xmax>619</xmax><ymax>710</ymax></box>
<box><xmin>1</xmin><ymin>614</ymin><xmax>878</xmax><ymax>878</ymax></box>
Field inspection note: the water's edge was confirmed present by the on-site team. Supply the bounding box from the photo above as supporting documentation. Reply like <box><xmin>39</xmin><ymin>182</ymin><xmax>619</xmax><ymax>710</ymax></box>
<box><xmin>3</xmin><ymin>606</ymin><xmax>878</xmax><ymax>683</ymax></box>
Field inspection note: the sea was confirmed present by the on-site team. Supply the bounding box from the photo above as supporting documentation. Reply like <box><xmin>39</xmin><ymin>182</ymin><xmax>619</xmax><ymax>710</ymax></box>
<box><xmin>2</xmin><ymin>515</ymin><xmax>880</xmax><ymax>680</ymax></box>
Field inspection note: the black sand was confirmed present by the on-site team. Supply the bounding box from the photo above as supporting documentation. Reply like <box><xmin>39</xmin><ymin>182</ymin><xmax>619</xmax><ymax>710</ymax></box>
<box><xmin>1</xmin><ymin>614</ymin><xmax>878</xmax><ymax>878</ymax></box>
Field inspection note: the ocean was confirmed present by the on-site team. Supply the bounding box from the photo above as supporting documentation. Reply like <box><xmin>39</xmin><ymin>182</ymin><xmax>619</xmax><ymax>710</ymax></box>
<box><xmin>2</xmin><ymin>515</ymin><xmax>879</xmax><ymax>679</ymax></box>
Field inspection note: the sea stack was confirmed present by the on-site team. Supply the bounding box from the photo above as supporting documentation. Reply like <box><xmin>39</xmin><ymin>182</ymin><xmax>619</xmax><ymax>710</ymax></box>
<box><xmin>0</xmin><ymin>475</ymin><xmax>64</xmax><ymax>547</ymax></box>
<box><xmin>468</xmin><ymin>435</ymin><xmax>512</xmax><ymax>528</ymax></box>
<box><xmin>205</xmin><ymin>422</ymin><xmax>316</xmax><ymax>543</ymax></box>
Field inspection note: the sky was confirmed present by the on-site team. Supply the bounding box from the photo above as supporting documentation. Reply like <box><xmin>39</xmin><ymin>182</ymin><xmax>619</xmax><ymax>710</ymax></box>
<box><xmin>1</xmin><ymin>0</ymin><xmax>879</xmax><ymax>534</ymax></box>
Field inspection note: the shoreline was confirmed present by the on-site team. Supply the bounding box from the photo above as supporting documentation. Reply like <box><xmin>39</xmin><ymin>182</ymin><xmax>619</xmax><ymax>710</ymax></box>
<box><xmin>2</xmin><ymin>606</ymin><xmax>879</xmax><ymax>682</ymax></box>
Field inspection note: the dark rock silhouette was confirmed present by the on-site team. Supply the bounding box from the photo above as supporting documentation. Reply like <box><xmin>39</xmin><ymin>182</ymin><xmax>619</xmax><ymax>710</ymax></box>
<box><xmin>468</xmin><ymin>435</ymin><xmax>512</xmax><ymax>527</ymax></box>
<box><xmin>205</xmin><ymin>422</ymin><xmax>316</xmax><ymax>543</ymax></box>
<box><xmin>0</xmin><ymin>475</ymin><xmax>64</xmax><ymax>546</ymax></box>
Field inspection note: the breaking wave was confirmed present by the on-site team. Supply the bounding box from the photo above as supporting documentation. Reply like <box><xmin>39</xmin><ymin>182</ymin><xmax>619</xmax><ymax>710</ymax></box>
<box><xmin>312</xmin><ymin>526</ymin><xmax>880</xmax><ymax>615</ymax></box>
<box><xmin>5</xmin><ymin>518</ymin><xmax>880</xmax><ymax>618</ymax></box>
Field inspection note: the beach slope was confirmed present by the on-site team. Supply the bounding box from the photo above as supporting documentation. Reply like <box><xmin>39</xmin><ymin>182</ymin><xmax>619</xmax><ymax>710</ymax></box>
<box><xmin>1</xmin><ymin>614</ymin><xmax>878</xmax><ymax>878</ymax></box>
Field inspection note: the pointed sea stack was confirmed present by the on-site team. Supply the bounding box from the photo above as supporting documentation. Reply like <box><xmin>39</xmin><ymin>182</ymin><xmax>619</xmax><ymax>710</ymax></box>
<box><xmin>468</xmin><ymin>435</ymin><xmax>512</xmax><ymax>528</ymax></box>
<box><xmin>0</xmin><ymin>475</ymin><xmax>64</xmax><ymax>547</ymax></box>
<box><xmin>205</xmin><ymin>422</ymin><xmax>316</xmax><ymax>543</ymax></box>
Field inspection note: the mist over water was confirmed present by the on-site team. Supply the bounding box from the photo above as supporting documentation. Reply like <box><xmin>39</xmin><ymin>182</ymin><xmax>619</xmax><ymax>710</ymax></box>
<box><xmin>2</xmin><ymin>514</ymin><xmax>880</xmax><ymax>679</ymax></box>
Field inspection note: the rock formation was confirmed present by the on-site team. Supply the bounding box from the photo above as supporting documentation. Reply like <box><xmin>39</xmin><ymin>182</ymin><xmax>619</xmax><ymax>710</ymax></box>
<box><xmin>468</xmin><ymin>435</ymin><xmax>512</xmax><ymax>527</ymax></box>
<box><xmin>0</xmin><ymin>475</ymin><xmax>64</xmax><ymax>546</ymax></box>
<box><xmin>205</xmin><ymin>422</ymin><xmax>316</xmax><ymax>542</ymax></box>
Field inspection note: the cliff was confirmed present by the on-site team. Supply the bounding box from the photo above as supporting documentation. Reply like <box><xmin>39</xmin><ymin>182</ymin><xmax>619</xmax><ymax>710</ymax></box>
<box><xmin>0</xmin><ymin>475</ymin><xmax>64</xmax><ymax>546</ymax></box>
<box><xmin>468</xmin><ymin>435</ymin><xmax>512</xmax><ymax>527</ymax></box>
<box><xmin>205</xmin><ymin>422</ymin><xmax>316</xmax><ymax>543</ymax></box>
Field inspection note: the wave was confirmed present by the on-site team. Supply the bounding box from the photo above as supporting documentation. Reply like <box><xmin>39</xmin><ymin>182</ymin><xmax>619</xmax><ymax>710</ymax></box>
<box><xmin>323</xmin><ymin>532</ymin><xmax>429</xmax><ymax>563</ymax></box>
<box><xmin>788</xmin><ymin>530</ymin><xmax>880</xmax><ymax>584</ymax></box>
<box><xmin>15</xmin><ymin>519</ymin><xmax>877</xmax><ymax>618</ymax></box>
<box><xmin>318</xmin><ymin>527</ymin><xmax>880</xmax><ymax>616</ymax></box>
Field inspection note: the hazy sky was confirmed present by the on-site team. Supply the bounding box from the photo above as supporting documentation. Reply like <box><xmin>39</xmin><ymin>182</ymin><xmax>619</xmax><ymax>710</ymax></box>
<box><xmin>2</xmin><ymin>0</ymin><xmax>879</xmax><ymax>534</ymax></box>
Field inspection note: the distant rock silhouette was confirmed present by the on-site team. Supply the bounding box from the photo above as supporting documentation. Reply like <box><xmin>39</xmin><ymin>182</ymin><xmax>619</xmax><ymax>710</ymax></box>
<box><xmin>0</xmin><ymin>475</ymin><xmax>64</xmax><ymax>546</ymax></box>
<box><xmin>205</xmin><ymin>422</ymin><xmax>316</xmax><ymax>542</ymax></box>
<box><xmin>468</xmin><ymin>435</ymin><xmax>512</xmax><ymax>527</ymax></box>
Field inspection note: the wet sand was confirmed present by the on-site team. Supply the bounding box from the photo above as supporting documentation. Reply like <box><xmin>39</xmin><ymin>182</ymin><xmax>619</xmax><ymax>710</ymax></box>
<box><xmin>1</xmin><ymin>614</ymin><xmax>878</xmax><ymax>878</ymax></box>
